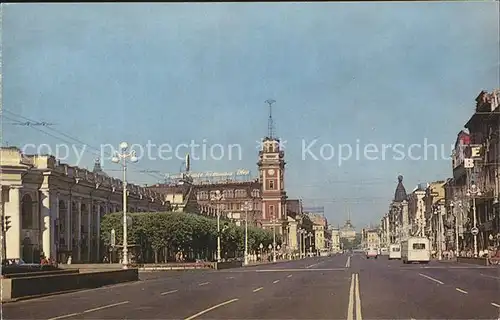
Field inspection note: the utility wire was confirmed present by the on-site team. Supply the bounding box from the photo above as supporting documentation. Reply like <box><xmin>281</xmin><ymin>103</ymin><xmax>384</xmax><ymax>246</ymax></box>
<box><xmin>3</xmin><ymin>110</ymin><xmax>166</xmax><ymax>182</ymax></box>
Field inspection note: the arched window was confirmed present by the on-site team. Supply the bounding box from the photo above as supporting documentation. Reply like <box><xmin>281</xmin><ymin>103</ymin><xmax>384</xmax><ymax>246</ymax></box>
<box><xmin>251</xmin><ymin>189</ymin><xmax>260</xmax><ymax>198</ymax></box>
<box><xmin>21</xmin><ymin>194</ymin><xmax>34</xmax><ymax>229</ymax></box>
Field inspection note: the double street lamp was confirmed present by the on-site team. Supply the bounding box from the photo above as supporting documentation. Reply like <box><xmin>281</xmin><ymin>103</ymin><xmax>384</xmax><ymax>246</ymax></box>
<box><xmin>432</xmin><ymin>206</ymin><xmax>443</xmax><ymax>260</ymax></box>
<box><xmin>466</xmin><ymin>183</ymin><xmax>481</xmax><ymax>258</ymax></box>
<box><xmin>210</xmin><ymin>191</ymin><xmax>224</xmax><ymax>262</ymax></box>
<box><xmin>111</xmin><ymin>142</ymin><xmax>138</xmax><ymax>270</ymax></box>
<box><xmin>272</xmin><ymin>216</ymin><xmax>277</xmax><ymax>262</ymax></box>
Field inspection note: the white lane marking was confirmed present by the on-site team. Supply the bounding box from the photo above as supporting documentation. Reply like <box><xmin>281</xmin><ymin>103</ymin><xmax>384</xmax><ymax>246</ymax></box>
<box><xmin>347</xmin><ymin>274</ymin><xmax>355</xmax><ymax>320</ymax></box>
<box><xmin>253</xmin><ymin>287</ymin><xmax>264</xmax><ymax>292</ymax></box>
<box><xmin>355</xmin><ymin>273</ymin><xmax>362</xmax><ymax>320</ymax></box>
<box><xmin>198</xmin><ymin>282</ymin><xmax>210</xmax><ymax>286</ymax></box>
<box><xmin>287</xmin><ymin>274</ymin><xmax>292</xmax><ymax>278</ymax></box>
<box><xmin>226</xmin><ymin>276</ymin><xmax>235</xmax><ymax>279</ymax></box>
<box><xmin>184</xmin><ymin>298</ymin><xmax>239</xmax><ymax>320</ymax></box>
<box><xmin>491</xmin><ymin>302</ymin><xmax>500</xmax><ymax>308</ymax></box>
<box><xmin>306</xmin><ymin>262</ymin><xmax>320</xmax><ymax>268</ymax></box>
<box><xmin>83</xmin><ymin>301</ymin><xmax>129</xmax><ymax>313</ymax></box>
<box><xmin>455</xmin><ymin>288</ymin><xmax>468</xmax><ymax>294</ymax></box>
<box><xmin>418</xmin><ymin>273</ymin><xmax>444</xmax><ymax>285</ymax></box>
<box><xmin>47</xmin><ymin>313</ymin><xmax>80</xmax><ymax>320</ymax></box>
<box><xmin>346</xmin><ymin>256</ymin><xmax>351</xmax><ymax>268</ymax></box>
<box><xmin>481</xmin><ymin>273</ymin><xmax>500</xmax><ymax>280</ymax></box>
<box><xmin>161</xmin><ymin>290</ymin><xmax>178</xmax><ymax>295</ymax></box>
<box><xmin>255</xmin><ymin>268</ymin><xmax>345</xmax><ymax>272</ymax></box>
<box><xmin>273</xmin><ymin>280</ymin><xmax>280</xmax><ymax>284</ymax></box>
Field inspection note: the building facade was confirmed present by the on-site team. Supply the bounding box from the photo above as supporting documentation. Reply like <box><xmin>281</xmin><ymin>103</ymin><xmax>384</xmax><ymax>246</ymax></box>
<box><xmin>308</xmin><ymin>213</ymin><xmax>327</xmax><ymax>253</ymax></box>
<box><xmin>329</xmin><ymin>226</ymin><xmax>341</xmax><ymax>252</ymax></box>
<box><xmin>424</xmin><ymin>181</ymin><xmax>446</xmax><ymax>254</ymax></box>
<box><xmin>363</xmin><ymin>229</ymin><xmax>380</xmax><ymax>249</ymax></box>
<box><xmin>1</xmin><ymin>147</ymin><xmax>167</xmax><ymax>263</ymax></box>
<box><xmin>462</xmin><ymin>90</ymin><xmax>500</xmax><ymax>252</ymax></box>
<box><xmin>340</xmin><ymin>216</ymin><xmax>356</xmax><ymax>241</ymax></box>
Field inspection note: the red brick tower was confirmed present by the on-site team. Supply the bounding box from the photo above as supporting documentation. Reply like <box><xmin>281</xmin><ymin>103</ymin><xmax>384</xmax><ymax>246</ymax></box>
<box><xmin>257</xmin><ymin>100</ymin><xmax>287</xmax><ymax>234</ymax></box>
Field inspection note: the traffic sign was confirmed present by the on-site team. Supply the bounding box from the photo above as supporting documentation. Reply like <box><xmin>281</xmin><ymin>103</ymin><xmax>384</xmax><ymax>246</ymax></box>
<box><xmin>471</xmin><ymin>227</ymin><xmax>479</xmax><ymax>236</ymax></box>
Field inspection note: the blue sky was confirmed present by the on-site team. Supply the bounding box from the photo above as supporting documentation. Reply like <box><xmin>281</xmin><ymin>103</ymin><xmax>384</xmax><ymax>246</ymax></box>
<box><xmin>3</xmin><ymin>3</ymin><xmax>499</xmax><ymax>228</ymax></box>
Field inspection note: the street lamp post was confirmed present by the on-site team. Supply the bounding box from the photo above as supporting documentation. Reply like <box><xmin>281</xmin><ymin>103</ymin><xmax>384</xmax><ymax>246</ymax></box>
<box><xmin>272</xmin><ymin>216</ymin><xmax>277</xmax><ymax>262</ymax></box>
<box><xmin>243</xmin><ymin>201</ymin><xmax>252</xmax><ymax>265</ymax></box>
<box><xmin>466</xmin><ymin>183</ymin><xmax>481</xmax><ymax>258</ymax></box>
<box><xmin>433</xmin><ymin>206</ymin><xmax>443</xmax><ymax>260</ymax></box>
<box><xmin>111</xmin><ymin>142</ymin><xmax>138</xmax><ymax>270</ymax></box>
<box><xmin>210</xmin><ymin>191</ymin><xmax>224</xmax><ymax>262</ymax></box>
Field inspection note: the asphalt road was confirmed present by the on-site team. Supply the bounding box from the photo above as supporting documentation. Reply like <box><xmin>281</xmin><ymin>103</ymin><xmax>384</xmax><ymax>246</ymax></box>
<box><xmin>3</xmin><ymin>254</ymin><xmax>500</xmax><ymax>319</ymax></box>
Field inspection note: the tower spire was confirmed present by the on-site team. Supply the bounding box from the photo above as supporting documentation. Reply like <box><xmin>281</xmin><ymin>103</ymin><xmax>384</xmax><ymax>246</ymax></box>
<box><xmin>265</xmin><ymin>99</ymin><xmax>276</xmax><ymax>138</ymax></box>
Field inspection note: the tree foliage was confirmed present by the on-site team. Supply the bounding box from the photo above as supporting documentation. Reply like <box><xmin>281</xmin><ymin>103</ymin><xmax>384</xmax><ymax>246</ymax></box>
<box><xmin>100</xmin><ymin>212</ymin><xmax>278</xmax><ymax>262</ymax></box>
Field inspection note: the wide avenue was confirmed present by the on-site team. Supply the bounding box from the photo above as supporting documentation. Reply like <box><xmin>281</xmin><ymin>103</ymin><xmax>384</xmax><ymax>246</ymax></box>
<box><xmin>4</xmin><ymin>254</ymin><xmax>500</xmax><ymax>320</ymax></box>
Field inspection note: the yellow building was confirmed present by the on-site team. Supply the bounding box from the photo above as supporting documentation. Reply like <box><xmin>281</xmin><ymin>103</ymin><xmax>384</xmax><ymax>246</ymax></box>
<box><xmin>424</xmin><ymin>181</ymin><xmax>446</xmax><ymax>253</ymax></box>
<box><xmin>366</xmin><ymin>229</ymin><xmax>380</xmax><ymax>248</ymax></box>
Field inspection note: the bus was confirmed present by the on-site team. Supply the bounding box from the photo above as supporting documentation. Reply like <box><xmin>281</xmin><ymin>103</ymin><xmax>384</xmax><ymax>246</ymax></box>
<box><xmin>401</xmin><ymin>237</ymin><xmax>430</xmax><ymax>264</ymax></box>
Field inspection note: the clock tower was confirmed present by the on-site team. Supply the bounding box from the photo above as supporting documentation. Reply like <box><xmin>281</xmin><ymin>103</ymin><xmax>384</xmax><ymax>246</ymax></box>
<box><xmin>257</xmin><ymin>100</ymin><xmax>287</xmax><ymax>233</ymax></box>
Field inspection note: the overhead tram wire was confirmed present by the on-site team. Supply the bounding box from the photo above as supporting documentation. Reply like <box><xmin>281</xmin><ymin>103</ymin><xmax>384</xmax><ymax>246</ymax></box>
<box><xmin>3</xmin><ymin>110</ymin><xmax>165</xmax><ymax>182</ymax></box>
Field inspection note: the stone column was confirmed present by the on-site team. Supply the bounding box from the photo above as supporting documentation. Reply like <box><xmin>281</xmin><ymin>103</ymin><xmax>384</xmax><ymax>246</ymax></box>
<box><xmin>53</xmin><ymin>193</ymin><xmax>59</xmax><ymax>260</ymax></box>
<box><xmin>96</xmin><ymin>203</ymin><xmax>101</xmax><ymax>262</ymax></box>
<box><xmin>40</xmin><ymin>188</ymin><xmax>52</xmax><ymax>259</ymax></box>
<box><xmin>76</xmin><ymin>199</ymin><xmax>82</xmax><ymax>262</ymax></box>
<box><xmin>6</xmin><ymin>186</ymin><xmax>22</xmax><ymax>259</ymax></box>
<box><xmin>87</xmin><ymin>201</ymin><xmax>92</xmax><ymax>262</ymax></box>
<box><xmin>65</xmin><ymin>199</ymin><xmax>72</xmax><ymax>252</ymax></box>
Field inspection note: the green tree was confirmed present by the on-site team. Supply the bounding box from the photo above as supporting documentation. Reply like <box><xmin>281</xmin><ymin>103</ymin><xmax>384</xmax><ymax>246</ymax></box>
<box><xmin>100</xmin><ymin>211</ymin><xmax>278</xmax><ymax>263</ymax></box>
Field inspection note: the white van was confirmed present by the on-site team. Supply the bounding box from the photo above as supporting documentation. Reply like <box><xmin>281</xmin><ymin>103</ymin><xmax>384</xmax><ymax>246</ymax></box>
<box><xmin>388</xmin><ymin>244</ymin><xmax>401</xmax><ymax>260</ymax></box>
<box><xmin>380</xmin><ymin>247</ymin><xmax>389</xmax><ymax>256</ymax></box>
<box><xmin>401</xmin><ymin>237</ymin><xmax>430</xmax><ymax>264</ymax></box>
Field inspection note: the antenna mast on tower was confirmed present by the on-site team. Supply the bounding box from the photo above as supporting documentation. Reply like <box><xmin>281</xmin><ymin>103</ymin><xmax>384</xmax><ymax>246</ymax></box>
<box><xmin>265</xmin><ymin>99</ymin><xmax>276</xmax><ymax>139</ymax></box>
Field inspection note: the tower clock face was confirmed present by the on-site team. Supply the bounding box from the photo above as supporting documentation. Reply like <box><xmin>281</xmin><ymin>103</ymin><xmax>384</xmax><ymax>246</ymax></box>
<box><xmin>268</xmin><ymin>169</ymin><xmax>275</xmax><ymax>176</ymax></box>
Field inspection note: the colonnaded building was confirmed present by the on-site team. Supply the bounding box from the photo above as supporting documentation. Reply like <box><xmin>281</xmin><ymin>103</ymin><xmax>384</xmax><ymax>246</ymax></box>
<box><xmin>0</xmin><ymin>147</ymin><xmax>168</xmax><ymax>263</ymax></box>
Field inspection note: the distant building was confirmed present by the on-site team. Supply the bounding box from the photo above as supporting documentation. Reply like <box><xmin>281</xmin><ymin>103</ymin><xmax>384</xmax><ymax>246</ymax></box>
<box><xmin>340</xmin><ymin>214</ymin><xmax>356</xmax><ymax>241</ymax></box>
<box><xmin>307</xmin><ymin>212</ymin><xmax>328</xmax><ymax>253</ymax></box>
<box><xmin>329</xmin><ymin>226</ymin><xmax>341</xmax><ymax>251</ymax></box>
<box><xmin>362</xmin><ymin>229</ymin><xmax>381</xmax><ymax>249</ymax></box>
<box><xmin>149</xmin><ymin>179</ymin><xmax>261</xmax><ymax>226</ymax></box>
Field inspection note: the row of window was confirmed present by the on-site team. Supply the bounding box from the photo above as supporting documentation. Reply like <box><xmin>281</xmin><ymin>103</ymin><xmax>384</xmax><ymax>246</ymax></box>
<box><xmin>197</xmin><ymin>189</ymin><xmax>260</xmax><ymax>200</ymax></box>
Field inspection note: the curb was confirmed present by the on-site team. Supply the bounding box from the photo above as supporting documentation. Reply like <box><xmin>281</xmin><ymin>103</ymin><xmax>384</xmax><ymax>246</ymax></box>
<box><xmin>2</xmin><ymin>288</ymin><xmax>86</xmax><ymax>304</ymax></box>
